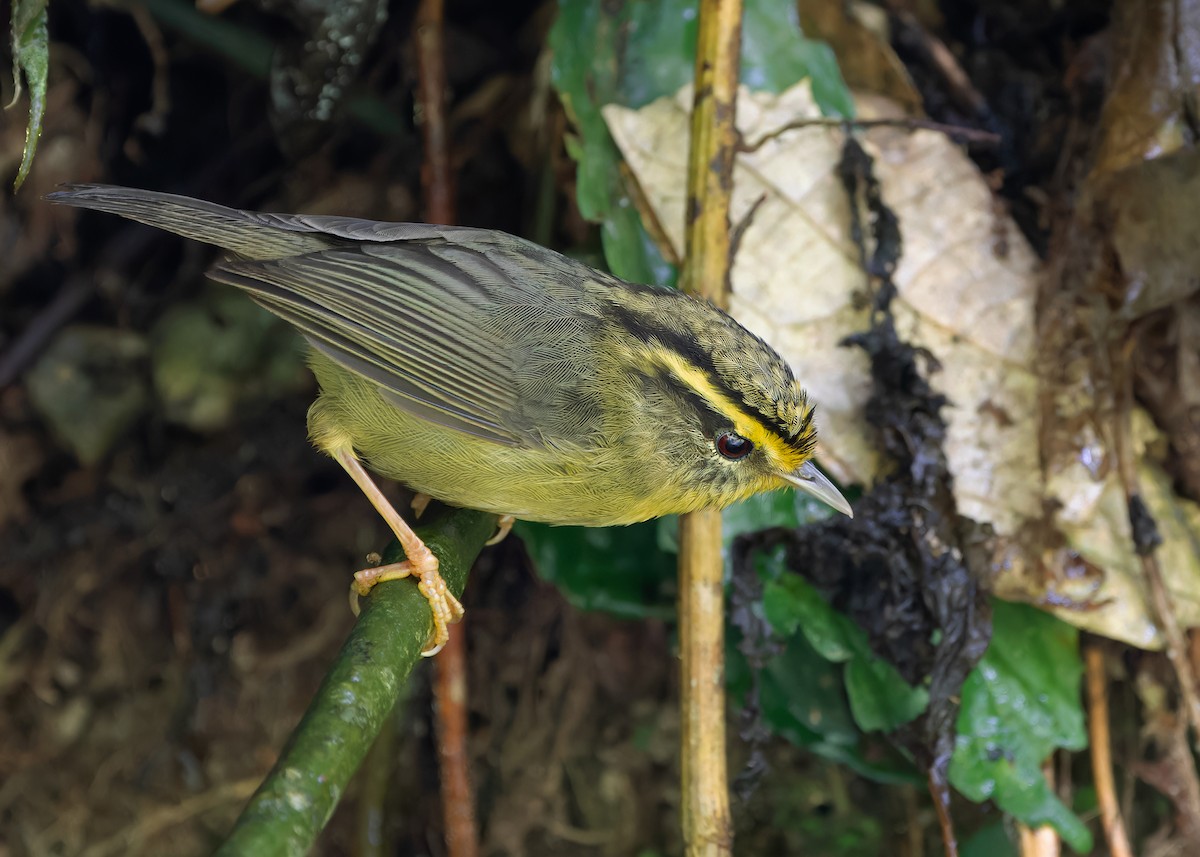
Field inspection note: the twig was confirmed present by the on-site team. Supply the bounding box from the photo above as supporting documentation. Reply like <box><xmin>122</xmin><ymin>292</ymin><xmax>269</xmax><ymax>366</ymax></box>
<box><xmin>927</xmin><ymin>772</ymin><xmax>958</xmax><ymax>857</ymax></box>
<box><xmin>1085</xmin><ymin>643</ymin><xmax>1135</xmax><ymax>857</ymax></box>
<box><xmin>127</xmin><ymin>2</ymin><xmax>172</xmax><ymax>136</ymax></box>
<box><xmin>213</xmin><ymin>506</ymin><xmax>496</xmax><ymax>857</ymax></box>
<box><xmin>414</xmin><ymin>4</ymin><xmax>479</xmax><ymax>856</ymax></box>
<box><xmin>738</xmin><ymin>117</ymin><xmax>1000</xmax><ymax>154</ymax></box>
<box><xmin>884</xmin><ymin>4</ymin><xmax>988</xmax><ymax>118</ymax></box>
<box><xmin>677</xmin><ymin>1</ymin><xmax>742</xmax><ymax>855</ymax></box>
<box><xmin>901</xmin><ymin>785</ymin><xmax>924</xmax><ymax>857</ymax></box>
<box><xmin>1112</xmin><ymin>339</ymin><xmax>1200</xmax><ymax>742</ymax></box>
<box><xmin>415</xmin><ymin>0</ymin><xmax>455</xmax><ymax>228</ymax></box>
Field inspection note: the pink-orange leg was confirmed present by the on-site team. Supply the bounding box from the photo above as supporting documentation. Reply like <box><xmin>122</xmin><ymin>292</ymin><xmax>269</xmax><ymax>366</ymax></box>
<box><xmin>333</xmin><ymin>448</ymin><xmax>463</xmax><ymax>657</ymax></box>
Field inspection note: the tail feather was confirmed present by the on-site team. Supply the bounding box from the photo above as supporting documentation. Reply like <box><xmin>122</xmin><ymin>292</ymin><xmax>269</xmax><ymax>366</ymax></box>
<box><xmin>46</xmin><ymin>184</ymin><xmax>335</xmax><ymax>260</ymax></box>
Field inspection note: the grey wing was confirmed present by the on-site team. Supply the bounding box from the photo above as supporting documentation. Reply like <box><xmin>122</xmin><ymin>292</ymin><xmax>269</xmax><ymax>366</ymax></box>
<box><xmin>207</xmin><ymin>238</ymin><xmax>609</xmax><ymax>448</ymax></box>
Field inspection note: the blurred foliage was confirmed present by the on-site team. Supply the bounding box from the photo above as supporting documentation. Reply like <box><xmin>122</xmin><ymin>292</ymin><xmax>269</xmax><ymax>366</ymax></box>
<box><xmin>25</xmin><ymin>325</ymin><xmax>149</xmax><ymax>464</ymax></box>
<box><xmin>518</xmin><ymin>489</ymin><xmax>830</xmax><ymax>620</ymax></box>
<box><xmin>150</xmin><ymin>288</ymin><xmax>308</xmax><ymax>433</ymax></box>
<box><xmin>7</xmin><ymin>0</ymin><xmax>48</xmax><ymax>190</ymax></box>
<box><xmin>138</xmin><ymin>0</ymin><xmax>407</xmax><ymax>136</ymax></box>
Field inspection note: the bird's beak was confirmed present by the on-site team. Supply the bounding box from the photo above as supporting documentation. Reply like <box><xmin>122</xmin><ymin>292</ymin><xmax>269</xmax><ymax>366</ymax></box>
<box><xmin>780</xmin><ymin>461</ymin><xmax>853</xmax><ymax>518</ymax></box>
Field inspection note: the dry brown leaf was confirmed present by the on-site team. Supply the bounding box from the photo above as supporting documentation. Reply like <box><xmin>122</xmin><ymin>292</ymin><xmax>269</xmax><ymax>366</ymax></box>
<box><xmin>603</xmin><ymin>81</ymin><xmax>1200</xmax><ymax>648</ymax></box>
<box><xmin>604</xmin><ymin>83</ymin><xmax>1041</xmax><ymax>533</ymax></box>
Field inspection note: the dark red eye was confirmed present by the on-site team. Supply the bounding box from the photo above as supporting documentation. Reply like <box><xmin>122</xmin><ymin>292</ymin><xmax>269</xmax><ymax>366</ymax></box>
<box><xmin>716</xmin><ymin>432</ymin><xmax>753</xmax><ymax>460</ymax></box>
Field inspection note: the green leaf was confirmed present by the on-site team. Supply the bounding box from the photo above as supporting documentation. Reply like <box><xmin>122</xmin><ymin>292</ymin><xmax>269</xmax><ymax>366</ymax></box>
<box><xmin>8</xmin><ymin>0</ymin><xmax>49</xmax><ymax>190</ymax></box>
<box><xmin>550</xmin><ymin>0</ymin><xmax>853</xmax><ymax>280</ymax></box>
<box><xmin>791</xmin><ymin>38</ymin><xmax>855</xmax><ymax>118</ymax></box>
<box><xmin>950</xmin><ymin>602</ymin><xmax>1091</xmax><ymax>853</ymax></box>
<box><xmin>723</xmin><ymin>490</ymin><xmax>801</xmax><ymax>538</ymax></box>
<box><xmin>844</xmin><ymin>656</ymin><xmax>927</xmax><ymax>733</ymax></box>
<box><xmin>550</xmin><ymin>0</ymin><xmax>676</xmax><ymax>285</ymax></box>
<box><xmin>760</xmin><ymin>562</ymin><xmax>926</xmax><ymax>735</ymax></box>
<box><xmin>737</xmin><ymin>633</ymin><xmax>917</xmax><ymax>784</ymax></box>
<box><xmin>742</xmin><ymin>0</ymin><xmax>852</xmax><ymax>116</ymax></box>
<box><xmin>763</xmin><ymin>576</ymin><xmax>855</xmax><ymax>662</ymax></box>
<box><xmin>516</xmin><ymin>521</ymin><xmax>675</xmax><ymax>619</ymax></box>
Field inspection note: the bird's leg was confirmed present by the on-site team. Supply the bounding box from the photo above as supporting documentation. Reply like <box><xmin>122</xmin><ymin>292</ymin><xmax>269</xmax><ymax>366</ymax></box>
<box><xmin>485</xmin><ymin>514</ymin><xmax>516</xmax><ymax>546</ymax></box>
<box><xmin>332</xmin><ymin>448</ymin><xmax>463</xmax><ymax>657</ymax></box>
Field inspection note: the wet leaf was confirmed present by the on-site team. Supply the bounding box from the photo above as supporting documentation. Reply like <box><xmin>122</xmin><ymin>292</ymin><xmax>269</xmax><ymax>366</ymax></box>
<box><xmin>8</xmin><ymin>0</ymin><xmax>49</xmax><ymax>190</ymax></box>
<box><xmin>949</xmin><ymin>602</ymin><xmax>1091</xmax><ymax>853</ymax></box>
<box><xmin>1090</xmin><ymin>0</ymin><xmax>1200</xmax><ymax>176</ymax></box>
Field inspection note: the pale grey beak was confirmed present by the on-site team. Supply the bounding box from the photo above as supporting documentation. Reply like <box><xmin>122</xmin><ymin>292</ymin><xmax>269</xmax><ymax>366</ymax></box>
<box><xmin>781</xmin><ymin>461</ymin><xmax>853</xmax><ymax>518</ymax></box>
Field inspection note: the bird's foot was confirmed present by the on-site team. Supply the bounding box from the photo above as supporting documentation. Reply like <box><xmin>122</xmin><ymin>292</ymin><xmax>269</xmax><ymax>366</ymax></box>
<box><xmin>348</xmin><ymin>546</ymin><xmax>463</xmax><ymax>657</ymax></box>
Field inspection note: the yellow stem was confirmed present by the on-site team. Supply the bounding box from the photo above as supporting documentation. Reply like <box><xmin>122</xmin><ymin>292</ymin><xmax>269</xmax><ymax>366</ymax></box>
<box><xmin>678</xmin><ymin>1</ymin><xmax>743</xmax><ymax>855</ymax></box>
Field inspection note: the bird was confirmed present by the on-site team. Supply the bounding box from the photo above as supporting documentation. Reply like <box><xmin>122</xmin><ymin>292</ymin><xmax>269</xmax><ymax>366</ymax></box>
<box><xmin>47</xmin><ymin>184</ymin><xmax>852</xmax><ymax>655</ymax></box>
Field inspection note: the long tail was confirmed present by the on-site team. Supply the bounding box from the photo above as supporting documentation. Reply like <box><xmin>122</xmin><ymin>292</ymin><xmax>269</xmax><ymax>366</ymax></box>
<box><xmin>46</xmin><ymin>184</ymin><xmax>335</xmax><ymax>260</ymax></box>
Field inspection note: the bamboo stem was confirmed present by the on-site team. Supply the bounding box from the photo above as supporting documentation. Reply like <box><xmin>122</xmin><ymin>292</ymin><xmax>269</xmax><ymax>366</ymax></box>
<box><xmin>677</xmin><ymin>1</ymin><xmax>743</xmax><ymax>854</ymax></box>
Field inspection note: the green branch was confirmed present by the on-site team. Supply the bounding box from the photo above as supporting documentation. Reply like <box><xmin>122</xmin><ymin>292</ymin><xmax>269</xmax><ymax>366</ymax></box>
<box><xmin>214</xmin><ymin>504</ymin><xmax>496</xmax><ymax>857</ymax></box>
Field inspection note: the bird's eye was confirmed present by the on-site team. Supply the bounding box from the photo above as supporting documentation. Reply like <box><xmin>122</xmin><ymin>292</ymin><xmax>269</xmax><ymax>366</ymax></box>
<box><xmin>716</xmin><ymin>432</ymin><xmax>753</xmax><ymax>460</ymax></box>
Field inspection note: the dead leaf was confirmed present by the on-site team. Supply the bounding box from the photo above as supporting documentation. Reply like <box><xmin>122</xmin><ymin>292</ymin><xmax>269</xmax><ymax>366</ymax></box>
<box><xmin>603</xmin><ymin>80</ymin><xmax>1200</xmax><ymax>648</ymax></box>
<box><xmin>1090</xmin><ymin>0</ymin><xmax>1200</xmax><ymax>177</ymax></box>
<box><xmin>604</xmin><ymin>82</ymin><xmax>1042</xmax><ymax>535</ymax></box>
<box><xmin>1085</xmin><ymin>0</ymin><xmax>1200</xmax><ymax>318</ymax></box>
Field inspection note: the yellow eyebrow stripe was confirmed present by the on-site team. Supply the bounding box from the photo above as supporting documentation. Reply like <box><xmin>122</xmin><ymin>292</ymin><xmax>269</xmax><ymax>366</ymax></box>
<box><xmin>649</xmin><ymin>349</ymin><xmax>807</xmax><ymax>473</ymax></box>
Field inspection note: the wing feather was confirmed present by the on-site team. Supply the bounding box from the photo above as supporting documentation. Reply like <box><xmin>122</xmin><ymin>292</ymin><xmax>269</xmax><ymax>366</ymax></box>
<box><xmin>209</xmin><ymin>241</ymin><xmax>607</xmax><ymax>448</ymax></box>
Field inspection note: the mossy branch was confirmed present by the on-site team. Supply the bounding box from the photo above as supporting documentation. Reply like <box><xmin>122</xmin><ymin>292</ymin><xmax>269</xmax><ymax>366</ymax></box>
<box><xmin>213</xmin><ymin>504</ymin><xmax>496</xmax><ymax>857</ymax></box>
